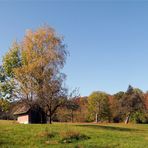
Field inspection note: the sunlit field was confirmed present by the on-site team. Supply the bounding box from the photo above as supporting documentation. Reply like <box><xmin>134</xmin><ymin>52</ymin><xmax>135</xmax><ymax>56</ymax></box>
<box><xmin>1</xmin><ymin>120</ymin><xmax>148</xmax><ymax>148</ymax></box>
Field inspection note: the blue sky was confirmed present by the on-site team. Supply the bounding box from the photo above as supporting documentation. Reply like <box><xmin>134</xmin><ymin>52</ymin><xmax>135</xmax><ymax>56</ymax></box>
<box><xmin>0</xmin><ymin>1</ymin><xmax>148</xmax><ymax>96</ymax></box>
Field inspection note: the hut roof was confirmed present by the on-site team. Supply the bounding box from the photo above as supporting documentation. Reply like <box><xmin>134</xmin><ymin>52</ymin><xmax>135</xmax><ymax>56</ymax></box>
<box><xmin>13</xmin><ymin>104</ymin><xmax>30</xmax><ymax>115</ymax></box>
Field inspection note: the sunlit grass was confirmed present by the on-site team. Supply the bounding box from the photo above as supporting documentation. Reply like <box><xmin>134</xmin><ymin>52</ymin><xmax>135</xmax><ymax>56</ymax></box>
<box><xmin>0</xmin><ymin>120</ymin><xmax>148</xmax><ymax>148</ymax></box>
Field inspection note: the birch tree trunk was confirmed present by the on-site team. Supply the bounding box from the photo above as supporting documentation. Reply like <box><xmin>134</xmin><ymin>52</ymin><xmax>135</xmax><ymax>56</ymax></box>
<box><xmin>125</xmin><ymin>114</ymin><xmax>130</xmax><ymax>124</ymax></box>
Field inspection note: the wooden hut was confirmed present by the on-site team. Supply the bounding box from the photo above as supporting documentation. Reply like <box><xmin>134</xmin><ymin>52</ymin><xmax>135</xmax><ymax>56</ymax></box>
<box><xmin>13</xmin><ymin>104</ymin><xmax>47</xmax><ymax>124</ymax></box>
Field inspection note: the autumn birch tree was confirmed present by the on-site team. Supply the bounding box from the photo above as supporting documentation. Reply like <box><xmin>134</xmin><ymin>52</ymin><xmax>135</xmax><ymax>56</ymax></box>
<box><xmin>3</xmin><ymin>25</ymin><xmax>68</xmax><ymax>123</ymax></box>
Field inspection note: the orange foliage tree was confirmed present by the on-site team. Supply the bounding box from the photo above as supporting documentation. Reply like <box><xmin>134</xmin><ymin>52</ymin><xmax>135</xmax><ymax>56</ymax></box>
<box><xmin>3</xmin><ymin>25</ymin><xmax>68</xmax><ymax>123</ymax></box>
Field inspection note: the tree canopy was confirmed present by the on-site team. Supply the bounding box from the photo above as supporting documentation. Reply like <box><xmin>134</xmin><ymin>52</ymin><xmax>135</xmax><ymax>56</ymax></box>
<box><xmin>88</xmin><ymin>91</ymin><xmax>110</xmax><ymax>123</ymax></box>
<box><xmin>2</xmin><ymin>25</ymin><xmax>68</xmax><ymax>123</ymax></box>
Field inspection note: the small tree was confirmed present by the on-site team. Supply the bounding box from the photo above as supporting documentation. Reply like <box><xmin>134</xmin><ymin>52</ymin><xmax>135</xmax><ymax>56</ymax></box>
<box><xmin>66</xmin><ymin>98</ymin><xmax>79</xmax><ymax>122</ymax></box>
<box><xmin>73</xmin><ymin>97</ymin><xmax>89</xmax><ymax>122</ymax></box>
<box><xmin>88</xmin><ymin>91</ymin><xmax>110</xmax><ymax>123</ymax></box>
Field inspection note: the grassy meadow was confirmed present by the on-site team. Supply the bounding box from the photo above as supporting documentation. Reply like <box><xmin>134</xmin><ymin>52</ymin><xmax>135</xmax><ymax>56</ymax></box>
<box><xmin>0</xmin><ymin>120</ymin><xmax>148</xmax><ymax>148</ymax></box>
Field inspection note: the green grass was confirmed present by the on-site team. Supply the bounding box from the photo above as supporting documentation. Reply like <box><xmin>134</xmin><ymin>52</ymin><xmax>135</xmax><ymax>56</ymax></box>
<box><xmin>1</xmin><ymin>120</ymin><xmax>148</xmax><ymax>148</ymax></box>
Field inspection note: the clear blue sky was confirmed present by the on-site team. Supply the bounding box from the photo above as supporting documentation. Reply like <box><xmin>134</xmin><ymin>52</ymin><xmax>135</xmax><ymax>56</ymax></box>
<box><xmin>0</xmin><ymin>1</ymin><xmax>148</xmax><ymax>96</ymax></box>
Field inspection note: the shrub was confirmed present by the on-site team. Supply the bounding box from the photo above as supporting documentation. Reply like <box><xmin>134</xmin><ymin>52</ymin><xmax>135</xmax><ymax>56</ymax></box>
<box><xmin>37</xmin><ymin>131</ymin><xmax>55</xmax><ymax>138</ymax></box>
<box><xmin>59</xmin><ymin>130</ymin><xmax>90</xmax><ymax>143</ymax></box>
<box><xmin>131</xmin><ymin>111</ymin><xmax>148</xmax><ymax>123</ymax></box>
<box><xmin>37</xmin><ymin>128</ymin><xmax>56</xmax><ymax>139</ymax></box>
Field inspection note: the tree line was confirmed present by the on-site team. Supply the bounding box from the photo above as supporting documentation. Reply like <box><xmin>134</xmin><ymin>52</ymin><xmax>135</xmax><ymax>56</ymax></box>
<box><xmin>54</xmin><ymin>85</ymin><xmax>148</xmax><ymax>124</ymax></box>
<box><xmin>0</xmin><ymin>26</ymin><xmax>147</xmax><ymax>124</ymax></box>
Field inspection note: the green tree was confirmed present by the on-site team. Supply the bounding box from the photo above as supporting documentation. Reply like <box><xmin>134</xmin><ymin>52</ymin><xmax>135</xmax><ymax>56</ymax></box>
<box><xmin>0</xmin><ymin>66</ymin><xmax>14</xmax><ymax>116</ymax></box>
<box><xmin>120</xmin><ymin>85</ymin><xmax>145</xmax><ymax>124</ymax></box>
<box><xmin>88</xmin><ymin>91</ymin><xmax>110</xmax><ymax>123</ymax></box>
<box><xmin>0</xmin><ymin>66</ymin><xmax>14</xmax><ymax>101</ymax></box>
<box><xmin>3</xmin><ymin>43</ymin><xmax>21</xmax><ymax>77</ymax></box>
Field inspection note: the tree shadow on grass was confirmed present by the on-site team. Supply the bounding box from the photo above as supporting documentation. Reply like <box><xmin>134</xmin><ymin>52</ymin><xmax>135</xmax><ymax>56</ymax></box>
<box><xmin>76</xmin><ymin>124</ymin><xmax>141</xmax><ymax>132</ymax></box>
<box><xmin>0</xmin><ymin>133</ymin><xmax>14</xmax><ymax>147</ymax></box>
<box><xmin>0</xmin><ymin>141</ymin><xmax>13</xmax><ymax>147</ymax></box>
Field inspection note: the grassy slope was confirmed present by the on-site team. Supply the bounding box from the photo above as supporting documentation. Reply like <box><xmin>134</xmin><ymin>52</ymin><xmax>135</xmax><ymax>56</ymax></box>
<box><xmin>0</xmin><ymin>120</ymin><xmax>148</xmax><ymax>148</ymax></box>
